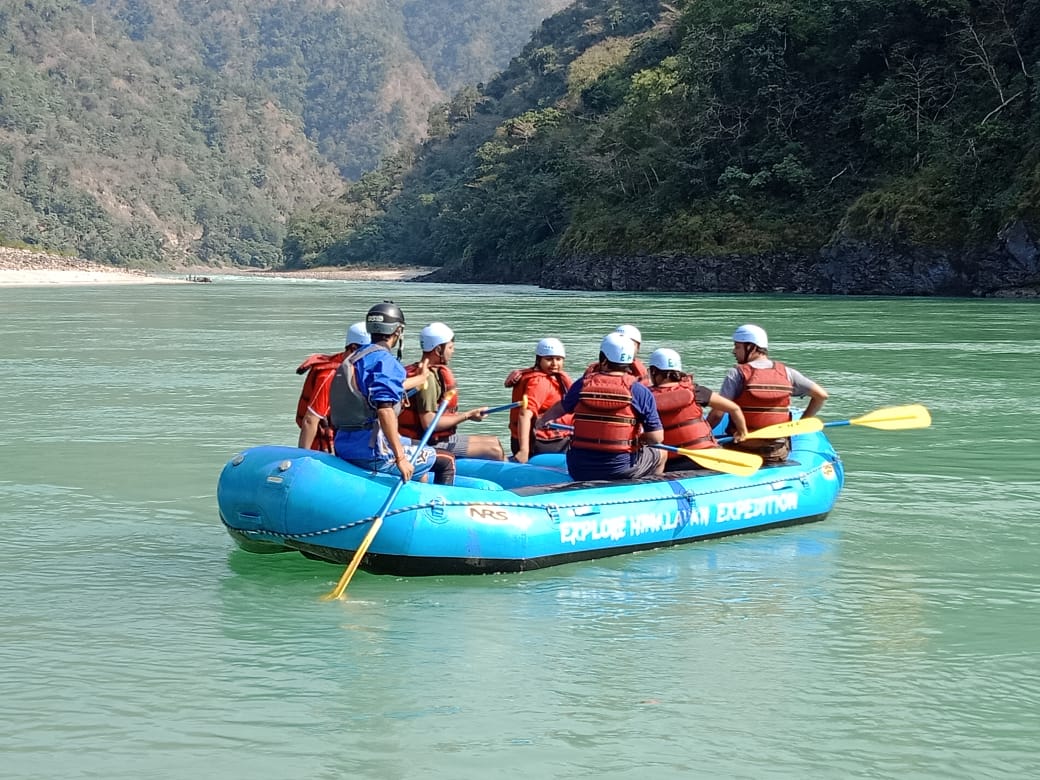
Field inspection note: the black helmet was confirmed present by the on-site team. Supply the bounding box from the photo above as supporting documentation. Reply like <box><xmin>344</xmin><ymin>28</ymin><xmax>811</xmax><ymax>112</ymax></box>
<box><xmin>365</xmin><ymin>301</ymin><xmax>405</xmax><ymax>335</ymax></box>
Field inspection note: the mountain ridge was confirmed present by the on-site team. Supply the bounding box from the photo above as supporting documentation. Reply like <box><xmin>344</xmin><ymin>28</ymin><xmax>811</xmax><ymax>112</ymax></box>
<box><xmin>0</xmin><ymin>0</ymin><xmax>567</xmax><ymax>265</ymax></box>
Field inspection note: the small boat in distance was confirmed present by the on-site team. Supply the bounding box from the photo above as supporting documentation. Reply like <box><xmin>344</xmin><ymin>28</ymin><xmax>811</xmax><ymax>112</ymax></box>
<box><xmin>216</xmin><ymin>429</ymin><xmax>844</xmax><ymax>576</ymax></box>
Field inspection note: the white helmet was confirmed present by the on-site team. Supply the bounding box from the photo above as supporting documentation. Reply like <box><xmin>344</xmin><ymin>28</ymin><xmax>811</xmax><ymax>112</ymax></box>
<box><xmin>732</xmin><ymin>324</ymin><xmax>768</xmax><ymax>349</ymax></box>
<box><xmin>346</xmin><ymin>321</ymin><xmax>371</xmax><ymax>347</ymax></box>
<box><xmin>648</xmin><ymin>348</ymin><xmax>682</xmax><ymax>372</ymax></box>
<box><xmin>615</xmin><ymin>324</ymin><xmax>642</xmax><ymax>344</ymax></box>
<box><xmin>419</xmin><ymin>322</ymin><xmax>455</xmax><ymax>352</ymax></box>
<box><xmin>535</xmin><ymin>337</ymin><xmax>565</xmax><ymax>358</ymax></box>
<box><xmin>600</xmin><ymin>332</ymin><xmax>636</xmax><ymax>365</ymax></box>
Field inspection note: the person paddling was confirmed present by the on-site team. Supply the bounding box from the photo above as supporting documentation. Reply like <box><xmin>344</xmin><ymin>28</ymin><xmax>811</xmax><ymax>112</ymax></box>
<box><xmin>646</xmin><ymin>348</ymin><xmax>749</xmax><ymax>472</ymax></box>
<box><xmin>707</xmin><ymin>324</ymin><xmax>828</xmax><ymax>464</ymax></box>
<box><xmin>538</xmin><ymin>332</ymin><xmax>665</xmax><ymax>481</ymax></box>
<box><xmin>328</xmin><ymin>302</ymin><xmax>454</xmax><ymax>484</ymax></box>
<box><xmin>398</xmin><ymin>322</ymin><xmax>505</xmax><ymax>461</ymax></box>
<box><xmin>295</xmin><ymin>322</ymin><xmax>370</xmax><ymax>452</ymax></box>
<box><xmin>507</xmin><ymin>338</ymin><xmax>573</xmax><ymax>463</ymax></box>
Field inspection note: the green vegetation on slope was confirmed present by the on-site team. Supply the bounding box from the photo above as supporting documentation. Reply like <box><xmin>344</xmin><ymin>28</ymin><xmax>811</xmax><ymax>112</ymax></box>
<box><xmin>286</xmin><ymin>0</ymin><xmax>1040</xmax><ymax>281</ymax></box>
<box><xmin>0</xmin><ymin>0</ymin><xmax>566</xmax><ymax>265</ymax></box>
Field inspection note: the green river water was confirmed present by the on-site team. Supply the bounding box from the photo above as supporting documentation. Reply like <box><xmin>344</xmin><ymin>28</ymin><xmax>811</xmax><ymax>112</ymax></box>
<box><xmin>1</xmin><ymin>278</ymin><xmax>1037</xmax><ymax>779</ymax></box>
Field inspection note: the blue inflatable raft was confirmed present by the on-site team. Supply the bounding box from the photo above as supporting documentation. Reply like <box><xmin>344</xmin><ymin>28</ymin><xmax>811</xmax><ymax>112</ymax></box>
<box><xmin>217</xmin><ymin>431</ymin><xmax>844</xmax><ymax>576</ymax></box>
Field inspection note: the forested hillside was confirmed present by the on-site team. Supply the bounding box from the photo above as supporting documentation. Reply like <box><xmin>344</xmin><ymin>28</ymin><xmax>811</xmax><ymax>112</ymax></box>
<box><xmin>0</xmin><ymin>0</ymin><xmax>567</xmax><ymax>266</ymax></box>
<box><xmin>288</xmin><ymin>0</ymin><xmax>1040</xmax><ymax>294</ymax></box>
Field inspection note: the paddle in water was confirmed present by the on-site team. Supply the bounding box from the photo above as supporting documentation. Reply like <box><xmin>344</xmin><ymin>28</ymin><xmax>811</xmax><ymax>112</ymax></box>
<box><xmin>321</xmin><ymin>390</ymin><xmax>457</xmax><ymax>600</ymax></box>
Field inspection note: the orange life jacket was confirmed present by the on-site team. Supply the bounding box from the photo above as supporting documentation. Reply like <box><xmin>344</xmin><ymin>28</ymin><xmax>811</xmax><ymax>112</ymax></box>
<box><xmin>650</xmin><ymin>377</ymin><xmax>715</xmax><ymax>456</ymax></box>
<box><xmin>572</xmin><ymin>372</ymin><xmax>640</xmax><ymax>453</ymax></box>
<box><xmin>294</xmin><ymin>351</ymin><xmax>346</xmax><ymax>451</ymax></box>
<box><xmin>398</xmin><ymin>363</ymin><xmax>458</xmax><ymax>443</ymax></box>
<box><xmin>733</xmin><ymin>361</ymin><xmax>792</xmax><ymax>429</ymax></box>
<box><xmin>583</xmin><ymin>357</ymin><xmax>648</xmax><ymax>383</ymax></box>
<box><xmin>508</xmin><ymin>367</ymin><xmax>573</xmax><ymax>442</ymax></box>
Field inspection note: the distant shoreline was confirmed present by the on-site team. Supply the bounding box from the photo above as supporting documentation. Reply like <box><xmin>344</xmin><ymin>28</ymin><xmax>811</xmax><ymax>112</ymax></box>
<box><xmin>0</xmin><ymin>247</ymin><xmax>182</xmax><ymax>287</ymax></box>
<box><xmin>240</xmin><ymin>265</ymin><xmax>438</xmax><ymax>282</ymax></box>
<box><xmin>0</xmin><ymin>248</ymin><xmax>437</xmax><ymax>286</ymax></box>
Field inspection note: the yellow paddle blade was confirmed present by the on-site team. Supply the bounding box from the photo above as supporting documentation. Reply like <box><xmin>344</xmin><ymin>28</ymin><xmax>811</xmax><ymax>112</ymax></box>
<box><xmin>850</xmin><ymin>404</ymin><xmax>932</xmax><ymax>430</ymax></box>
<box><xmin>674</xmin><ymin>447</ymin><xmax>763</xmax><ymax>477</ymax></box>
<box><xmin>320</xmin><ymin>516</ymin><xmax>384</xmax><ymax>601</ymax></box>
<box><xmin>744</xmin><ymin>417</ymin><xmax>824</xmax><ymax>440</ymax></box>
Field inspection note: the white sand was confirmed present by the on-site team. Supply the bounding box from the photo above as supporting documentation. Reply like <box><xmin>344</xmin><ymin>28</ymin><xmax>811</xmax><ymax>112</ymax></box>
<box><xmin>0</xmin><ymin>269</ymin><xmax>184</xmax><ymax>287</ymax></box>
<box><xmin>0</xmin><ymin>246</ymin><xmax>436</xmax><ymax>286</ymax></box>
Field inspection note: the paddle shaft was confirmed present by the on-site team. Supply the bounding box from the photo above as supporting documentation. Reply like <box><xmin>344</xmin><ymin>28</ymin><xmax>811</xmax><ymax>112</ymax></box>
<box><xmin>483</xmin><ymin>400</ymin><xmax>521</xmax><ymax>415</ymax></box>
<box><xmin>322</xmin><ymin>390</ymin><xmax>456</xmax><ymax>600</ymax></box>
<box><xmin>716</xmin><ymin>416</ymin><xmax>824</xmax><ymax>444</ymax></box>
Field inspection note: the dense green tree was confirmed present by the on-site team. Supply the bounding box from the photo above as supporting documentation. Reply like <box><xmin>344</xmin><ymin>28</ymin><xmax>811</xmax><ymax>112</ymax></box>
<box><xmin>304</xmin><ymin>0</ymin><xmax>1038</xmax><ymax>282</ymax></box>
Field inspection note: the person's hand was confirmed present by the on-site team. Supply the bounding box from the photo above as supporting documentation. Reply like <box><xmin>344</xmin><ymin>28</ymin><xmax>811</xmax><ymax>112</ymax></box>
<box><xmin>396</xmin><ymin>456</ymin><xmax>415</xmax><ymax>482</ymax></box>
<box><xmin>514</xmin><ymin>449</ymin><xmax>529</xmax><ymax>464</ymax></box>
<box><xmin>732</xmin><ymin>430</ymin><xmax>748</xmax><ymax>443</ymax></box>
<box><xmin>503</xmin><ymin>369</ymin><xmax>523</xmax><ymax>387</ymax></box>
<box><xmin>415</xmin><ymin>358</ymin><xmax>431</xmax><ymax>384</ymax></box>
<box><xmin>468</xmin><ymin>407</ymin><xmax>489</xmax><ymax>422</ymax></box>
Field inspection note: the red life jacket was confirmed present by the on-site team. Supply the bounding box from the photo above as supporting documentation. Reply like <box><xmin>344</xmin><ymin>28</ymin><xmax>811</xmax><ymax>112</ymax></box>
<box><xmin>583</xmin><ymin>357</ymin><xmax>648</xmax><ymax>383</ymax></box>
<box><xmin>650</xmin><ymin>377</ymin><xmax>715</xmax><ymax>457</ymax></box>
<box><xmin>295</xmin><ymin>352</ymin><xmax>346</xmax><ymax>451</ymax></box>
<box><xmin>572</xmin><ymin>372</ymin><xmax>640</xmax><ymax>453</ymax></box>
<box><xmin>398</xmin><ymin>363</ymin><xmax>458</xmax><ymax>443</ymax></box>
<box><xmin>508</xmin><ymin>367</ymin><xmax>573</xmax><ymax>442</ymax></box>
<box><xmin>734</xmin><ymin>360</ymin><xmax>792</xmax><ymax>429</ymax></box>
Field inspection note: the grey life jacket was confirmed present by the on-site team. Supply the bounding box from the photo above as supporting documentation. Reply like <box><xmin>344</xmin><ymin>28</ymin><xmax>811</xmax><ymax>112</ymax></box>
<box><xmin>328</xmin><ymin>343</ymin><xmax>401</xmax><ymax>431</ymax></box>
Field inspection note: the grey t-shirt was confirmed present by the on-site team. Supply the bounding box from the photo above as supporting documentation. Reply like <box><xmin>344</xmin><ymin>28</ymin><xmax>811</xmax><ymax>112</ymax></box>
<box><xmin>718</xmin><ymin>359</ymin><xmax>816</xmax><ymax>400</ymax></box>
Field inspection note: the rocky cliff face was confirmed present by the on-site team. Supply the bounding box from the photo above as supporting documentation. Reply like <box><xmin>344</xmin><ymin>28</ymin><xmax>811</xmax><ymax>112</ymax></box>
<box><xmin>538</xmin><ymin>221</ymin><xmax>1040</xmax><ymax>297</ymax></box>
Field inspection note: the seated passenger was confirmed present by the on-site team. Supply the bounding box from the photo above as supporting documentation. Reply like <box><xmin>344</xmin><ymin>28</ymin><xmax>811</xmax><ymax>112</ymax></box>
<box><xmin>295</xmin><ymin>321</ymin><xmax>370</xmax><ymax>452</ymax></box>
<box><xmin>646</xmin><ymin>348</ymin><xmax>749</xmax><ymax>472</ymax></box>
<box><xmin>398</xmin><ymin>322</ymin><xmax>505</xmax><ymax>461</ymax></box>
<box><xmin>329</xmin><ymin>302</ymin><xmax>454</xmax><ymax>484</ymax></box>
<box><xmin>507</xmin><ymin>337</ymin><xmax>573</xmax><ymax>463</ymax></box>
<box><xmin>538</xmin><ymin>333</ymin><xmax>665</xmax><ymax>481</ymax></box>
<box><xmin>707</xmin><ymin>324</ymin><xmax>828</xmax><ymax>464</ymax></box>
<box><xmin>581</xmin><ymin>324</ymin><xmax>649</xmax><ymax>382</ymax></box>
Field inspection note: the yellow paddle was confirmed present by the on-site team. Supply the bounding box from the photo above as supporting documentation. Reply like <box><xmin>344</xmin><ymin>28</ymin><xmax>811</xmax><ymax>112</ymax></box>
<box><xmin>824</xmin><ymin>404</ymin><xmax>932</xmax><ymax>431</ymax></box>
<box><xmin>717</xmin><ymin>416</ymin><xmax>824</xmax><ymax>444</ymax></box>
<box><xmin>320</xmin><ymin>390</ymin><xmax>457</xmax><ymax>600</ymax></box>
<box><xmin>650</xmin><ymin>443</ymin><xmax>763</xmax><ymax>477</ymax></box>
<box><xmin>546</xmin><ymin>423</ymin><xmax>762</xmax><ymax>477</ymax></box>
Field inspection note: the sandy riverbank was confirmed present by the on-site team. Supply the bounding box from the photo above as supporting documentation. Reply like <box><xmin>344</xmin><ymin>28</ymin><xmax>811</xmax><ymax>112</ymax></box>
<box><xmin>0</xmin><ymin>248</ymin><xmax>437</xmax><ymax>286</ymax></box>
<box><xmin>0</xmin><ymin>248</ymin><xmax>182</xmax><ymax>287</ymax></box>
